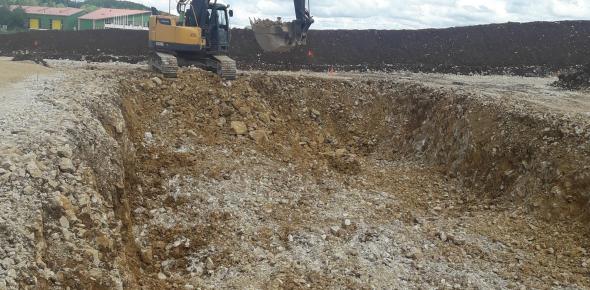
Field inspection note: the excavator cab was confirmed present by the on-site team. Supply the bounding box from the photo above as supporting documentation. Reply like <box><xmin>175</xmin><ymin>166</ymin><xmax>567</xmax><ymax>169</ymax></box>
<box><xmin>251</xmin><ymin>0</ymin><xmax>314</xmax><ymax>52</ymax></box>
<box><xmin>207</xmin><ymin>3</ymin><xmax>231</xmax><ymax>53</ymax></box>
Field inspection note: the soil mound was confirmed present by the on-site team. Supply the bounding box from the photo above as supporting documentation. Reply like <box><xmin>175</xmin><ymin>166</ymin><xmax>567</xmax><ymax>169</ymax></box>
<box><xmin>1</xmin><ymin>20</ymin><xmax>590</xmax><ymax>75</ymax></box>
<box><xmin>553</xmin><ymin>64</ymin><xmax>590</xmax><ymax>90</ymax></box>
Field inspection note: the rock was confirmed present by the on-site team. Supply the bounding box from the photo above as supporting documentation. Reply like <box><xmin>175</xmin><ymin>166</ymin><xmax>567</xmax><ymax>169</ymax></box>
<box><xmin>330</xmin><ymin>226</ymin><xmax>341</xmax><ymax>235</ymax></box>
<box><xmin>343</xmin><ymin>219</ymin><xmax>352</xmax><ymax>227</ymax></box>
<box><xmin>6</xmin><ymin>269</ymin><xmax>16</xmax><ymax>278</ymax></box>
<box><xmin>59</xmin><ymin>216</ymin><xmax>70</xmax><ymax>229</ymax></box>
<box><xmin>26</xmin><ymin>160</ymin><xmax>43</xmax><ymax>178</ymax></box>
<box><xmin>413</xmin><ymin>217</ymin><xmax>425</xmax><ymax>225</ymax></box>
<box><xmin>57</xmin><ymin>145</ymin><xmax>73</xmax><ymax>158</ymax></box>
<box><xmin>96</xmin><ymin>233</ymin><xmax>113</xmax><ymax>251</ymax></box>
<box><xmin>406</xmin><ymin>247</ymin><xmax>423</xmax><ymax>259</ymax></box>
<box><xmin>335</xmin><ymin>148</ymin><xmax>347</xmax><ymax>157</ymax></box>
<box><xmin>1</xmin><ymin>257</ymin><xmax>14</xmax><ymax>269</ymax></box>
<box><xmin>1</xmin><ymin>160</ymin><xmax>13</xmax><ymax>171</ymax></box>
<box><xmin>259</xmin><ymin>112</ymin><xmax>272</xmax><ymax>124</ymax></box>
<box><xmin>205</xmin><ymin>257</ymin><xmax>214</xmax><ymax>270</ymax></box>
<box><xmin>57</xmin><ymin>194</ymin><xmax>76</xmax><ymax>219</ymax></box>
<box><xmin>220</xmin><ymin>103</ymin><xmax>234</xmax><ymax>117</ymax></box>
<box><xmin>23</xmin><ymin>186</ymin><xmax>34</xmax><ymax>194</ymax></box>
<box><xmin>77</xmin><ymin>193</ymin><xmax>90</xmax><ymax>206</ymax></box>
<box><xmin>115</xmin><ymin>121</ymin><xmax>124</xmax><ymax>134</ymax></box>
<box><xmin>151</xmin><ymin>77</ymin><xmax>163</xmax><ymax>86</ymax></box>
<box><xmin>311</xmin><ymin>109</ymin><xmax>321</xmax><ymax>117</ymax></box>
<box><xmin>157</xmin><ymin>272</ymin><xmax>167</xmax><ymax>280</ymax></box>
<box><xmin>140</xmin><ymin>247</ymin><xmax>153</xmax><ymax>264</ymax></box>
<box><xmin>249</xmin><ymin>130</ymin><xmax>269</xmax><ymax>144</ymax></box>
<box><xmin>165</xmin><ymin>99</ymin><xmax>176</xmax><ymax>107</ymax></box>
<box><xmin>144</xmin><ymin>132</ymin><xmax>155</xmax><ymax>144</ymax></box>
<box><xmin>186</xmin><ymin>130</ymin><xmax>198</xmax><ymax>138</ymax></box>
<box><xmin>438</xmin><ymin>231</ymin><xmax>448</xmax><ymax>242</ymax></box>
<box><xmin>216</xmin><ymin>117</ymin><xmax>227</xmax><ymax>127</ymax></box>
<box><xmin>58</xmin><ymin>158</ymin><xmax>75</xmax><ymax>173</ymax></box>
<box><xmin>184</xmin><ymin>284</ymin><xmax>195</xmax><ymax>290</ymax></box>
<box><xmin>238</xmin><ymin>105</ymin><xmax>251</xmax><ymax>116</ymax></box>
<box><xmin>230</xmin><ymin>121</ymin><xmax>248</xmax><ymax>135</ymax></box>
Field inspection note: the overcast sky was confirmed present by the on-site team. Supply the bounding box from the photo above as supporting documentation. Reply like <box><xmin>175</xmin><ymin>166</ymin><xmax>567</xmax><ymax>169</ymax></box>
<box><xmin>139</xmin><ymin>0</ymin><xmax>590</xmax><ymax>30</ymax></box>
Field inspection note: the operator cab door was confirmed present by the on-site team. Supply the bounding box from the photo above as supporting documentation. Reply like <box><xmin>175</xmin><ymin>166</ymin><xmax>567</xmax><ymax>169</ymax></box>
<box><xmin>207</xmin><ymin>8</ymin><xmax>229</xmax><ymax>53</ymax></box>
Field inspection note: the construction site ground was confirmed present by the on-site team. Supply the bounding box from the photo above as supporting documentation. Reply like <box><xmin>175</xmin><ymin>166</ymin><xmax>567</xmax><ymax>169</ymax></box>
<box><xmin>1</xmin><ymin>58</ymin><xmax>590</xmax><ymax>289</ymax></box>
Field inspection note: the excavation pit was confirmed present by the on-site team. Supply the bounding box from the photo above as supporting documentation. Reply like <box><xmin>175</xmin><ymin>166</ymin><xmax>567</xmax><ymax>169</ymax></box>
<box><xmin>111</xmin><ymin>69</ymin><xmax>590</xmax><ymax>288</ymax></box>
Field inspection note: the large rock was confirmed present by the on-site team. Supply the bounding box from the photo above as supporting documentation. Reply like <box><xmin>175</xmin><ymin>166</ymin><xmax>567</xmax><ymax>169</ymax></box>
<box><xmin>230</xmin><ymin>121</ymin><xmax>248</xmax><ymax>135</ymax></box>
<box><xmin>58</xmin><ymin>158</ymin><xmax>75</xmax><ymax>173</ymax></box>
<box><xmin>26</xmin><ymin>160</ymin><xmax>43</xmax><ymax>178</ymax></box>
<box><xmin>57</xmin><ymin>145</ymin><xmax>73</xmax><ymax>158</ymax></box>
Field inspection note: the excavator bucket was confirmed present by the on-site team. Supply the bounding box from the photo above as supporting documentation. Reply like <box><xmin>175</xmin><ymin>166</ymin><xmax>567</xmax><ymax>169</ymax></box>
<box><xmin>251</xmin><ymin>18</ymin><xmax>303</xmax><ymax>53</ymax></box>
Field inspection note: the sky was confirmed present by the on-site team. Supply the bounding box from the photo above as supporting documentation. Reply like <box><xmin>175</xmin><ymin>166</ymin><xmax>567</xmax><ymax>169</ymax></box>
<box><xmin>138</xmin><ymin>0</ymin><xmax>590</xmax><ymax>30</ymax></box>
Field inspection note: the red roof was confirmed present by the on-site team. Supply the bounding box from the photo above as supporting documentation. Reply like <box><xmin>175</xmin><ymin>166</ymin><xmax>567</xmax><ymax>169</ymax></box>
<box><xmin>78</xmin><ymin>8</ymin><xmax>149</xmax><ymax>20</ymax></box>
<box><xmin>10</xmin><ymin>5</ymin><xmax>83</xmax><ymax>16</ymax></box>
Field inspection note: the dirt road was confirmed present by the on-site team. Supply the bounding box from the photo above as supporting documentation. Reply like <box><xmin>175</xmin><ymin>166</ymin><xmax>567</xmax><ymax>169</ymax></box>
<box><xmin>1</xmin><ymin>60</ymin><xmax>589</xmax><ymax>289</ymax></box>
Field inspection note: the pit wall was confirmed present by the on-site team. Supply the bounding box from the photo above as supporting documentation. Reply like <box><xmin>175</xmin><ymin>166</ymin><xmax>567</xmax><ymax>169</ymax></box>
<box><xmin>49</xmin><ymin>72</ymin><xmax>589</xmax><ymax>288</ymax></box>
<box><xmin>249</xmin><ymin>76</ymin><xmax>590</xmax><ymax>219</ymax></box>
<box><xmin>387</xmin><ymin>85</ymin><xmax>590</xmax><ymax>218</ymax></box>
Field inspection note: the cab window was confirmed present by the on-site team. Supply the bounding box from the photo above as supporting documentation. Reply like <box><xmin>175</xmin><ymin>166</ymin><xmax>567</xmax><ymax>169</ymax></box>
<box><xmin>158</xmin><ymin>18</ymin><xmax>172</xmax><ymax>25</ymax></box>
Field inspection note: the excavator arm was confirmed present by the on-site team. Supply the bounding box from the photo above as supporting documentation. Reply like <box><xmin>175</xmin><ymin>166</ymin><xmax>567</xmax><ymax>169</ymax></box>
<box><xmin>251</xmin><ymin>0</ymin><xmax>314</xmax><ymax>52</ymax></box>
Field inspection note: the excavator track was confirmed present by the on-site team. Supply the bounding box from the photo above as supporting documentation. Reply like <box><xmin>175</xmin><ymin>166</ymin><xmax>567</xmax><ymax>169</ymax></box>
<box><xmin>149</xmin><ymin>52</ymin><xmax>179</xmax><ymax>78</ymax></box>
<box><xmin>211</xmin><ymin>55</ymin><xmax>237</xmax><ymax>80</ymax></box>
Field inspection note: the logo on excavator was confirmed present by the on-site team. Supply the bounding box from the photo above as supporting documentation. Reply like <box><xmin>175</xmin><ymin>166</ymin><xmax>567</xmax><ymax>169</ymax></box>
<box><xmin>190</xmin><ymin>33</ymin><xmax>197</xmax><ymax>37</ymax></box>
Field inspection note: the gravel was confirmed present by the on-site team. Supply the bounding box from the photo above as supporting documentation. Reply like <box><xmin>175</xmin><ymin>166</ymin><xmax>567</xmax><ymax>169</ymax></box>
<box><xmin>1</xmin><ymin>59</ymin><xmax>589</xmax><ymax>289</ymax></box>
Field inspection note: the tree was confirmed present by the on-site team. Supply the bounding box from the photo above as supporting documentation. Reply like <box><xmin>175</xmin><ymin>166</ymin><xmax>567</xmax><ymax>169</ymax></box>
<box><xmin>0</xmin><ymin>6</ymin><xmax>11</xmax><ymax>26</ymax></box>
<box><xmin>80</xmin><ymin>3</ymin><xmax>97</xmax><ymax>12</ymax></box>
<box><xmin>10</xmin><ymin>6</ymin><xmax>25</xmax><ymax>28</ymax></box>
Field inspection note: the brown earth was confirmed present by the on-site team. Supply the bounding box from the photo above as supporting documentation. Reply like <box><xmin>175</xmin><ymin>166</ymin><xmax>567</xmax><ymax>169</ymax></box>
<box><xmin>100</xmin><ymin>68</ymin><xmax>590</xmax><ymax>288</ymax></box>
<box><xmin>1</xmin><ymin>20</ymin><xmax>590</xmax><ymax>75</ymax></box>
<box><xmin>2</xmin><ymin>59</ymin><xmax>590</xmax><ymax>289</ymax></box>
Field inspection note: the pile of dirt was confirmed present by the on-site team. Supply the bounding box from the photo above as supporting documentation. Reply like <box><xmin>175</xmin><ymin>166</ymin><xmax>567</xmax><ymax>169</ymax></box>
<box><xmin>11</xmin><ymin>53</ymin><xmax>49</xmax><ymax>67</ymax></box>
<box><xmin>553</xmin><ymin>64</ymin><xmax>590</xmax><ymax>90</ymax></box>
<box><xmin>0</xmin><ymin>29</ymin><xmax>146</xmax><ymax>63</ymax></box>
<box><xmin>2</xmin><ymin>20</ymin><xmax>590</xmax><ymax>75</ymax></box>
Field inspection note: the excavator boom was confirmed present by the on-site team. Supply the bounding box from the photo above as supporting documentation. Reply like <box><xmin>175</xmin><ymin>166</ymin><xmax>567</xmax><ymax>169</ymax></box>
<box><xmin>251</xmin><ymin>0</ymin><xmax>314</xmax><ymax>52</ymax></box>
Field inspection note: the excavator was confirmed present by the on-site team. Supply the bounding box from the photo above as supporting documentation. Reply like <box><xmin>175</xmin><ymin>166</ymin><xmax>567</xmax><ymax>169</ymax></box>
<box><xmin>148</xmin><ymin>0</ymin><xmax>313</xmax><ymax>79</ymax></box>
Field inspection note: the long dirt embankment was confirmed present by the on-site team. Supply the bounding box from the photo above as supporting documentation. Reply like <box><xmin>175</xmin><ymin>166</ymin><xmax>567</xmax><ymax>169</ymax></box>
<box><xmin>1</xmin><ymin>20</ymin><xmax>590</xmax><ymax>75</ymax></box>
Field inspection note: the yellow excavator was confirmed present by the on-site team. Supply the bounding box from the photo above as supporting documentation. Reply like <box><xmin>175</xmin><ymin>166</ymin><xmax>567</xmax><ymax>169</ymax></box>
<box><xmin>148</xmin><ymin>0</ymin><xmax>313</xmax><ymax>79</ymax></box>
<box><xmin>148</xmin><ymin>0</ymin><xmax>236</xmax><ymax>79</ymax></box>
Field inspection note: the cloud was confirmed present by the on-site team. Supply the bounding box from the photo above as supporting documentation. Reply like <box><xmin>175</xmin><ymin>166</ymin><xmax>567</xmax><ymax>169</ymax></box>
<box><xmin>141</xmin><ymin>0</ymin><xmax>590</xmax><ymax>29</ymax></box>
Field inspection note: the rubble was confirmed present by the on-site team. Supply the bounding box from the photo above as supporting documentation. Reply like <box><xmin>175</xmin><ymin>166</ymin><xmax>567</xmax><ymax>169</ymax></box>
<box><xmin>1</xmin><ymin>59</ymin><xmax>590</xmax><ymax>289</ymax></box>
<box><xmin>553</xmin><ymin>64</ymin><xmax>590</xmax><ymax>90</ymax></box>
